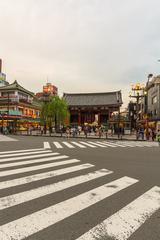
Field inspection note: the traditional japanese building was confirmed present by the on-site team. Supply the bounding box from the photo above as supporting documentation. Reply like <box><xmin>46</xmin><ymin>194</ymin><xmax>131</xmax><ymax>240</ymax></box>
<box><xmin>0</xmin><ymin>80</ymin><xmax>41</xmax><ymax>130</ymax></box>
<box><xmin>63</xmin><ymin>91</ymin><xmax>122</xmax><ymax>126</ymax></box>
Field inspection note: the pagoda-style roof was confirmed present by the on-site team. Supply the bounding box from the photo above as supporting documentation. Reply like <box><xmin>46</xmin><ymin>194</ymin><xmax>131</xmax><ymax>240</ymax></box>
<box><xmin>0</xmin><ymin>80</ymin><xmax>34</xmax><ymax>97</ymax></box>
<box><xmin>63</xmin><ymin>91</ymin><xmax>123</xmax><ymax>107</ymax></box>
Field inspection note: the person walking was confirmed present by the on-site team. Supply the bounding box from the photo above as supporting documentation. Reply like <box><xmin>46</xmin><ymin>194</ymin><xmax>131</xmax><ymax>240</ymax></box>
<box><xmin>151</xmin><ymin>128</ymin><xmax>156</xmax><ymax>141</ymax></box>
<box><xmin>156</xmin><ymin>129</ymin><xmax>160</xmax><ymax>146</ymax></box>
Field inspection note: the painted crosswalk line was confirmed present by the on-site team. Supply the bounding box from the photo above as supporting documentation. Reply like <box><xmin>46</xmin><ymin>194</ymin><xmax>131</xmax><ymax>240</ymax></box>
<box><xmin>87</xmin><ymin>142</ymin><xmax>107</xmax><ymax>147</ymax></box>
<box><xmin>44</xmin><ymin>141</ymin><xmax>158</xmax><ymax>149</ymax></box>
<box><xmin>98</xmin><ymin>141</ymin><xmax>117</xmax><ymax>147</ymax></box>
<box><xmin>71</xmin><ymin>142</ymin><xmax>87</xmax><ymax>148</ymax></box>
<box><xmin>76</xmin><ymin>186</ymin><xmax>160</xmax><ymax>240</ymax></box>
<box><xmin>0</xmin><ymin>154</ymin><xmax>68</xmax><ymax>169</ymax></box>
<box><xmin>0</xmin><ymin>148</ymin><xmax>47</xmax><ymax>155</ymax></box>
<box><xmin>79</xmin><ymin>141</ymin><xmax>97</xmax><ymax>148</ymax></box>
<box><xmin>0</xmin><ymin>150</ymin><xmax>52</xmax><ymax>158</ymax></box>
<box><xmin>0</xmin><ymin>163</ymin><xmax>94</xmax><ymax>190</ymax></box>
<box><xmin>0</xmin><ymin>158</ymin><xmax>80</xmax><ymax>177</ymax></box>
<box><xmin>0</xmin><ymin>169</ymin><xmax>113</xmax><ymax>210</ymax></box>
<box><xmin>43</xmin><ymin>142</ymin><xmax>51</xmax><ymax>149</ymax></box>
<box><xmin>53</xmin><ymin>142</ymin><xmax>63</xmax><ymax>148</ymax></box>
<box><xmin>0</xmin><ymin>176</ymin><xmax>138</xmax><ymax>240</ymax></box>
<box><xmin>0</xmin><ymin>152</ymin><xmax>59</xmax><ymax>163</ymax></box>
<box><xmin>104</xmin><ymin>141</ymin><xmax>126</xmax><ymax>147</ymax></box>
<box><xmin>62</xmin><ymin>141</ymin><xmax>75</xmax><ymax>148</ymax></box>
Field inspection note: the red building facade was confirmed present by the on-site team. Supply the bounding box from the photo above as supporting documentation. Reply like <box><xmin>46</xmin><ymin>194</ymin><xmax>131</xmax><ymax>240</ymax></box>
<box><xmin>63</xmin><ymin>91</ymin><xmax>122</xmax><ymax>126</ymax></box>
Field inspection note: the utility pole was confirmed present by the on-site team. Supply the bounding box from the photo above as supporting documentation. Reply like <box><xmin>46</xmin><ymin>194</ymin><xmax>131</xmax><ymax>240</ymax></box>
<box><xmin>129</xmin><ymin>83</ymin><xmax>146</xmax><ymax>137</ymax></box>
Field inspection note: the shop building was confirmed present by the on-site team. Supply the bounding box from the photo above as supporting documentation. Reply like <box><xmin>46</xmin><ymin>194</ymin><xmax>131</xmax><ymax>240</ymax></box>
<box><xmin>0</xmin><ymin>80</ymin><xmax>41</xmax><ymax>131</ymax></box>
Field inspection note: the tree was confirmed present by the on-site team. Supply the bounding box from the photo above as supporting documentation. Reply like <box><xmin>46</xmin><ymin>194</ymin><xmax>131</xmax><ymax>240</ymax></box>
<box><xmin>40</xmin><ymin>96</ymin><xmax>69</xmax><ymax>133</ymax></box>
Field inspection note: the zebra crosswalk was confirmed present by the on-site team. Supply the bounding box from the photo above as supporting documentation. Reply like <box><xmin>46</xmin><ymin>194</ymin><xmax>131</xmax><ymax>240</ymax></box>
<box><xmin>44</xmin><ymin>140</ymin><xmax>159</xmax><ymax>150</ymax></box>
<box><xmin>0</xmin><ymin>148</ymin><xmax>160</xmax><ymax>239</ymax></box>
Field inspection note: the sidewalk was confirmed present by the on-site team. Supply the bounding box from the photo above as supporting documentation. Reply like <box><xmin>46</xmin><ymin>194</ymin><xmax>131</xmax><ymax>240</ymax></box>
<box><xmin>0</xmin><ymin>134</ymin><xmax>18</xmax><ymax>141</ymax></box>
<box><xmin>13</xmin><ymin>130</ymin><xmax>144</xmax><ymax>141</ymax></box>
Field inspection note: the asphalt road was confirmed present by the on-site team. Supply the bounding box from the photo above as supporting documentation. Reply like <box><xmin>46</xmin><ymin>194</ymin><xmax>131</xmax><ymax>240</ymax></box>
<box><xmin>0</xmin><ymin>135</ymin><xmax>160</xmax><ymax>240</ymax></box>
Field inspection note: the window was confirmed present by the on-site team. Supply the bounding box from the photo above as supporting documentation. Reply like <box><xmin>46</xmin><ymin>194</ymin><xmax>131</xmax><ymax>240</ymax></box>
<box><xmin>152</xmin><ymin>96</ymin><xmax>157</xmax><ymax>104</ymax></box>
<box><xmin>154</xmin><ymin>109</ymin><xmax>157</xmax><ymax>116</ymax></box>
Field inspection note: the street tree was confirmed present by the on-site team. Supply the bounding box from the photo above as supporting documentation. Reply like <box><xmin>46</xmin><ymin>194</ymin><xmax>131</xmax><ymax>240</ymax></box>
<box><xmin>40</xmin><ymin>96</ymin><xmax>69</xmax><ymax>133</ymax></box>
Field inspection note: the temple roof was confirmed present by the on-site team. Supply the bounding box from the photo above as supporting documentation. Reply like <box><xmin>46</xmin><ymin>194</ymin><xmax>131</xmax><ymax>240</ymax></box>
<box><xmin>63</xmin><ymin>91</ymin><xmax>123</xmax><ymax>107</ymax></box>
<box><xmin>0</xmin><ymin>80</ymin><xmax>34</xmax><ymax>96</ymax></box>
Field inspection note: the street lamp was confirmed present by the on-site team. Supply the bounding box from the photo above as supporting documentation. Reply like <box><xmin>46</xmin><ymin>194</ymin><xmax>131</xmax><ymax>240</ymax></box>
<box><xmin>129</xmin><ymin>83</ymin><xmax>146</xmax><ymax>134</ymax></box>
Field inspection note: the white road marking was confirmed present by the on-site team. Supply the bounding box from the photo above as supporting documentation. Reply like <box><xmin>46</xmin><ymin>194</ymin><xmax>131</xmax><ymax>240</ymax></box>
<box><xmin>43</xmin><ymin>142</ymin><xmax>51</xmax><ymax>149</ymax></box>
<box><xmin>53</xmin><ymin>142</ymin><xmax>63</xmax><ymax>148</ymax></box>
<box><xmin>62</xmin><ymin>141</ymin><xmax>75</xmax><ymax>148</ymax></box>
<box><xmin>71</xmin><ymin>142</ymin><xmax>86</xmax><ymax>148</ymax></box>
<box><xmin>104</xmin><ymin>141</ymin><xmax>125</xmax><ymax>147</ymax></box>
<box><xmin>0</xmin><ymin>155</ymin><xmax>68</xmax><ymax>169</ymax></box>
<box><xmin>0</xmin><ymin>148</ymin><xmax>46</xmax><ymax>155</ymax></box>
<box><xmin>76</xmin><ymin>186</ymin><xmax>160</xmax><ymax>240</ymax></box>
<box><xmin>0</xmin><ymin>158</ymin><xmax>79</xmax><ymax>177</ymax></box>
<box><xmin>98</xmin><ymin>141</ymin><xmax>117</xmax><ymax>147</ymax></box>
<box><xmin>0</xmin><ymin>150</ymin><xmax>51</xmax><ymax>158</ymax></box>
<box><xmin>87</xmin><ymin>142</ymin><xmax>107</xmax><ymax>147</ymax></box>
<box><xmin>0</xmin><ymin>176</ymin><xmax>138</xmax><ymax>240</ymax></box>
<box><xmin>127</xmin><ymin>141</ymin><xmax>145</xmax><ymax>147</ymax></box>
<box><xmin>79</xmin><ymin>142</ymin><xmax>97</xmax><ymax>148</ymax></box>
<box><xmin>103</xmin><ymin>141</ymin><xmax>126</xmax><ymax>147</ymax></box>
<box><xmin>0</xmin><ymin>152</ymin><xmax>59</xmax><ymax>163</ymax></box>
<box><xmin>0</xmin><ymin>163</ymin><xmax>94</xmax><ymax>190</ymax></box>
<box><xmin>117</xmin><ymin>142</ymin><xmax>135</xmax><ymax>147</ymax></box>
<box><xmin>0</xmin><ymin>169</ymin><xmax>113</xmax><ymax>210</ymax></box>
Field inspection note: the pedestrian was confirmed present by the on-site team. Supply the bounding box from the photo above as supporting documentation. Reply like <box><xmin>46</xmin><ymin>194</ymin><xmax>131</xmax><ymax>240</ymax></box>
<box><xmin>66</xmin><ymin>127</ymin><xmax>70</xmax><ymax>138</ymax></box>
<box><xmin>156</xmin><ymin>129</ymin><xmax>160</xmax><ymax>146</ymax></box>
<box><xmin>151</xmin><ymin>128</ymin><xmax>156</xmax><ymax>141</ymax></box>
<box><xmin>78</xmin><ymin>125</ymin><xmax>82</xmax><ymax>135</ymax></box>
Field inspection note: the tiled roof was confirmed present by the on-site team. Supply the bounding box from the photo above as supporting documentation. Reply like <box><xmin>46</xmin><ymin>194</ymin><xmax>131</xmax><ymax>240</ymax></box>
<box><xmin>0</xmin><ymin>80</ymin><xmax>34</xmax><ymax>96</ymax></box>
<box><xmin>63</xmin><ymin>91</ymin><xmax>122</xmax><ymax>106</ymax></box>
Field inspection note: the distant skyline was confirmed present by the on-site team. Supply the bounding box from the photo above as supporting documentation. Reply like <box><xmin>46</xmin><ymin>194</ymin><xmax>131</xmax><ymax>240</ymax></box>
<box><xmin>1</xmin><ymin>0</ymin><xmax>160</xmax><ymax>108</ymax></box>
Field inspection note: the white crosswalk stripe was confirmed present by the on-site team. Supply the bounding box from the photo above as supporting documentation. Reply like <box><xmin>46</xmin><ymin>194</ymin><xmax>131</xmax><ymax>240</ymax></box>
<box><xmin>0</xmin><ymin>163</ymin><xmax>94</xmax><ymax>190</ymax></box>
<box><xmin>0</xmin><ymin>150</ymin><xmax>52</xmax><ymax>158</ymax></box>
<box><xmin>0</xmin><ymin>148</ymin><xmax>159</xmax><ymax>240</ymax></box>
<box><xmin>0</xmin><ymin>154</ymin><xmax>67</xmax><ymax>168</ymax></box>
<box><xmin>62</xmin><ymin>141</ymin><xmax>75</xmax><ymax>148</ymax></box>
<box><xmin>48</xmin><ymin>140</ymin><xmax>159</xmax><ymax>149</ymax></box>
<box><xmin>43</xmin><ymin>142</ymin><xmax>51</xmax><ymax>149</ymax></box>
<box><xmin>98</xmin><ymin>141</ymin><xmax>117</xmax><ymax>147</ymax></box>
<box><xmin>79</xmin><ymin>141</ymin><xmax>97</xmax><ymax>148</ymax></box>
<box><xmin>53</xmin><ymin>141</ymin><xmax>63</xmax><ymax>148</ymax></box>
<box><xmin>87</xmin><ymin>141</ymin><xmax>107</xmax><ymax>147</ymax></box>
<box><xmin>0</xmin><ymin>152</ymin><xmax>59</xmax><ymax>163</ymax></box>
<box><xmin>0</xmin><ymin>158</ymin><xmax>79</xmax><ymax>177</ymax></box>
<box><xmin>71</xmin><ymin>142</ymin><xmax>87</xmax><ymax>148</ymax></box>
<box><xmin>0</xmin><ymin>177</ymin><xmax>138</xmax><ymax>239</ymax></box>
<box><xmin>0</xmin><ymin>169</ymin><xmax>113</xmax><ymax>210</ymax></box>
<box><xmin>0</xmin><ymin>148</ymin><xmax>47</xmax><ymax>155</ymax></box>
<box><xmin>76</xmin><ymin>186</ymin><xmax>160</xmax><ymax>240</ymax></box>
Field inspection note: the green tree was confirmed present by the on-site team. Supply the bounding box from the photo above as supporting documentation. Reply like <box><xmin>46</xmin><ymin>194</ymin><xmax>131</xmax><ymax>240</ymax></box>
<box><xmin>40</xmin><ymin>96</ymin><xmax>69</xmax><ymax>133</ymax></box>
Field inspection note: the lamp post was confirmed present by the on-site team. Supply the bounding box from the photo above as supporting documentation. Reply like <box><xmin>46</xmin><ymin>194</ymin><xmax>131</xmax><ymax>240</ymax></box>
<box><xmin>129</xmin><ymin>83</ymin><xmax>146</xmax><ymax>137</ymax></box>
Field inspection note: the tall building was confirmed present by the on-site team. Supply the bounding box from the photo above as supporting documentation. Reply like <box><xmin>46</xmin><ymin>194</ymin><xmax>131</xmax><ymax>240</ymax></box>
<box><xmin>0</xmin><ymin>59</ymin><xmax>9</xmax><ymax>87</ymax></box>
<box><xmin>145</xmin><ymin>75</ymin><xmax>160</xmax><ymax>129</ymax></box>
<box><xmin>36</xmin><ymin>82</ymin><xmax>58</xmax><ymax>101</ymax></box>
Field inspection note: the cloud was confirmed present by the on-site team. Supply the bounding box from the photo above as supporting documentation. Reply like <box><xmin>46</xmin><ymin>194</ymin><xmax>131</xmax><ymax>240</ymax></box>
<box><xmin>0</xmin><ymin>0</ymin><xmax>160</xmax><ymax>107</ymax></box>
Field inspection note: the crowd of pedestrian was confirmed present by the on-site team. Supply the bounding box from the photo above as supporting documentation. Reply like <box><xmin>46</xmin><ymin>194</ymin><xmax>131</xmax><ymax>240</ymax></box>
<box><xmin>64</xmin><ymin>125</ymin><xmax>106</xmax><ymax>138</ymax></box>
<box><xmin>136</xmin><ymin>126</ymin><xmax>160</xmax><ymax>142</ymax></box>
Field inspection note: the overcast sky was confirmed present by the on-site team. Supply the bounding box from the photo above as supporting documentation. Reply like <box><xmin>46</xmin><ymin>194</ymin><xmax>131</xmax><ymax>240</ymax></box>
<box><xmin>1</xmin><ymin>0</ymin><xmax>160</xmax><ymax>107</ymax></box>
